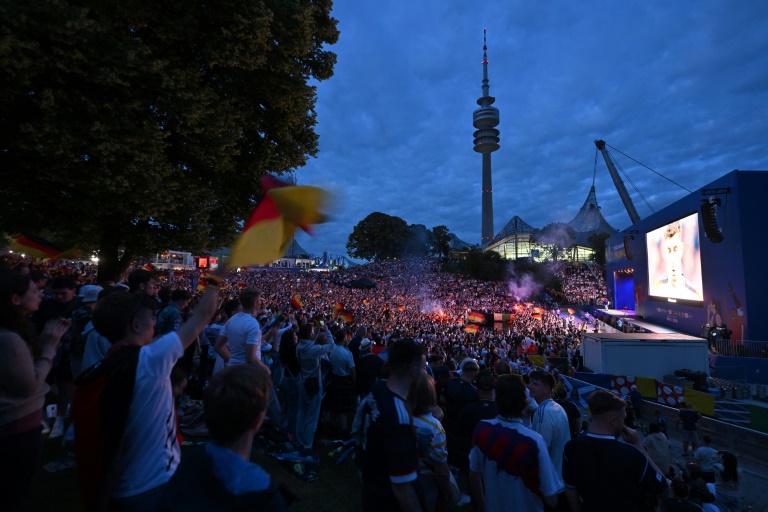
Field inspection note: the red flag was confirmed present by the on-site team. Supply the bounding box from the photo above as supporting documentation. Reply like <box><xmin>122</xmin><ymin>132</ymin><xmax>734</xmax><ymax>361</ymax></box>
<box><xmin>143</xmin><ymin>263</ymin><xmax>154</xmax><ymax>271</ymax></box>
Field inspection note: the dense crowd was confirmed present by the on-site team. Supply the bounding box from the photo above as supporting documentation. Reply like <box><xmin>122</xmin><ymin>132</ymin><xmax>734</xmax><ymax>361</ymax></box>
<box><xmin>553</xmin><ymin>261</ymin><xmax>608</xmax><ymax>306</ymax></box>
<box><xmin>0</xmin><ymin>254</ymin><xmax>744</xmax><ymax>511</ymax></box>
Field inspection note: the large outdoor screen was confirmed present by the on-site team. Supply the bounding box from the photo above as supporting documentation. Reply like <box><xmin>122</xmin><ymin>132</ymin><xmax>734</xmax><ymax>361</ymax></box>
<box><xmin>646</xmin><ymin>212</ymin><xmax>704</xmax><ymax>307</ymax></box>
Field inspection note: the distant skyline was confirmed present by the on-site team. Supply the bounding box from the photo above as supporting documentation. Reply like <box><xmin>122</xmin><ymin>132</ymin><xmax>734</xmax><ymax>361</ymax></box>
<box><xmin>291</xmin><ymin>1</ymin><xmax>768</xmax><ymax>260</ymax></box>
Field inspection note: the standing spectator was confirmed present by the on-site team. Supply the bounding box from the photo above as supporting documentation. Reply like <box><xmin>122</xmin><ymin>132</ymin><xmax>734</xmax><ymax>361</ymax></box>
<box><xmin>214</xmin><ymin>288</ymin><xmax>270</xmax><ymax>374</ymax></box>
<box><xmin>325</xmin><ymin>329</ymin><xmax>356</xmax><ymax>437</ymax></box>
<box><xmin>562</xmin><ymin>390</ymin><xmax>668</xmax><ymax>512</ymax></box>
<box><xmin>355</xmin><ymin>338</ymin><xmax>384</xmax><ymax>400</ymax></box>
<box><xmin>126</xmin><ymin>269</ymin><xmax>159</xmax><ymax>299</ymax></box>
<box><xmin>410</xmin><ymin>373</ymin><xmax>451</xmax><ymax>512</ymax></box>
<box><xmin>73</xmin><ymin>277</ymin><xmax>219</xmax><ymax>511</ymax></box>
<box><xmin>278</xmin><ymin>327</ymin><xmax>301</xmax><ymax>439</ymax></box>
<box><xmin>354</xmin><ymin>339</ymin><xmax>425</xmax><ymax>512</ymax></box>
<box><xmin>458</xmin><ymin>370</ymin><xmax>497</xmax><ymax>445</ymax></box>
<box><xmin>158</xmin><ymin>364</ymin><xmax>292</xmax><ymax>511</ymax></box>
<box><xmin>677</xmin><ymin>403</ymin><xmax>701</xmax><ymax>457</ymax></box>
<box><xmin>469</xmin><ymin>375</ymin><xmax>560</xmax><ymax>512</ymax></box>
<box><xmin>155</xmin><ymin>289</ymin><xmax>190</xmax><ymax>337</ymax></box>
<box><xmin>349</xmin><ymin>324</ymin><xmax>367</xmax><ymax>365</ymax></box>
<box><xmin>32</xmin><ymin>275</ymin><xmax>81</xmax><ymax>439</ymax></box>
<box><xmin>694</xmin><ymin>435</ymin><xmax>718</xmax><ymax>484</ymax></box>
<box><xmin>295</xmin><ymin>323</ymin><xmax>334</xmax><ymax>449</ymax></box>
<box><xmin>643</xmin><ymin>422</ymin><xmax>674</xmax><ymax>478</ymax></box>
<box><xmin>713</xmin><ymin>452</ymin><xmax>742</xmax><ymax>512</ymax></box>
<box><xmin>441</xmin><ymin>358</ymin><xmax>479</xmax><ymax>506</ymax></box>
<box><xmin>654</xmin><ymin>408</ymin><xmax>669</xmax><ymax>438</ymax></box>
<box><xmin>0</xmin><ymin>272</ymin><xmax>69</xmax><ymax>512</ymax></box>
<box><xmin>554</xmin><ymin>387</ymin><xmax>581</xmax><ymax>440</ymax></box>
<box><xmin>528</xmin><ymin>370</ymin><xmax>571</xmax><ymax>511</ymax></box>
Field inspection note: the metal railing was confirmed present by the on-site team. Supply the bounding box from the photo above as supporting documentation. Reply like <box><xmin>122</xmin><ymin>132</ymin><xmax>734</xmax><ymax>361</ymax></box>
<box><xmin>712</xmin><ymin>339</ymin><xmax>768</xmax><ymax>358</ymax></box>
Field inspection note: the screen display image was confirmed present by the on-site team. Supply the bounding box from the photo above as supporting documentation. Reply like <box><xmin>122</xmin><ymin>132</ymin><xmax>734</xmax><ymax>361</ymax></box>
<box><xmin>646</xmin><ymin>212</ymin><xmax>704</xmax><ymax>307</ymax></box>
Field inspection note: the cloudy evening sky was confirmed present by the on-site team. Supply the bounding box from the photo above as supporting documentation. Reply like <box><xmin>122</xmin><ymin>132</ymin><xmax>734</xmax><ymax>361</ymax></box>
<box><xmin>291</xmin><ymin>1</ymin><xmax>768</xmax><ymax>260</ymax></box>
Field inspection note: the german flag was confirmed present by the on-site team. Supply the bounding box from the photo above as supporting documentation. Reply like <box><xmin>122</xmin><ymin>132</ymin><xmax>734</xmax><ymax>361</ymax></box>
<box><xmin>397</xmin><ymin>305</ymin><xmax>405</xmax><ymax>312</ymax></box>
<box><xmin>567</xmin><ymin>308</ymin><xmax>575</xmax><ymax>315</ymax></box>
<box><xmin>227</xmin><ymin>174</ymin><xmax>327</xmax><ymax>267</ymax></box>
<box><xmin>10</xmin><ymin>234</ymin><xmax>63</xmax><ymax>259</ymax></box>
<box><xmin>463</xmin><ymin>324</ymin><xmax>479</xmax><ymax>334</ymax></box>
<box><xmin>339</xmin><ymin>311</ymin><xmax>354</xmax><ymax>323</ymax></box>
<box><xmin>467</xmin><ymin>312</ymin><xmax>485</xmax><ymax>324</ymax></box>
<box><xmin>312</xmin><ymin>292</ymin><xmax>321</xmax><ymax>298</ymax></box>
<box><xmin>332</xmin><ymin>302</ymin><xmax>343</xmax><ymax>317</ymax></box>
<box><xmin>291</xmin><ymin>294</ymin><xmax>304</xmax><ymax>309</ymax></box>
<box><xmin>237</xmin><ymin>283</ymin><xmax>246</xmax><ymax>290</ymax></box>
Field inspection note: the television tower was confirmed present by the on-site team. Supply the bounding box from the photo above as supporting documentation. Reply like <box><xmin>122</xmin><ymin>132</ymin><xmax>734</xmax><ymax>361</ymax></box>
<box><xmin>473</xmin><ymin>29</ymin><xmax>500</xmax><ymax>245</ymax></box>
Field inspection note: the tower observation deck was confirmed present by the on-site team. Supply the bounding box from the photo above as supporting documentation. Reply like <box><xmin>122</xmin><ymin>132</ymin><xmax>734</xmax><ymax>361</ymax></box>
<box><xmin>473</xmin><ymin>29</ymin><xmax>500</xmax><ymax>245</ymax></box>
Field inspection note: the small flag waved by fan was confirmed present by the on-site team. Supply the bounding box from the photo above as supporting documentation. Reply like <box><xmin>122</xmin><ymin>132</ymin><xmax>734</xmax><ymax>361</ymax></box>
<box><xmin>463</xmin><ymin>324</ymin><xmax>479</xmax><ymax>334</ymax></box>
<box><xmin>291</xmin><ymin>294</ymin><xmax>304</xmax><ymax>309</ymax></box>
<box><xmin>333</xmin><ymin>302</ymin><xmax>343</xmax><ymax>317</ymax></box>
<box><xmin>10</xmin><ymin>234</ymin><xmax>63</xmax><ymax>260</ymax></box>
<box><xmin>339</xmin><ymin>311</ymin><xmax>354</xmax><ymax>323</ymax></box>
<box><xmin>467</xmin><ymin>312</ymin><xmax>485</xmax><ymax>324</ymax></box>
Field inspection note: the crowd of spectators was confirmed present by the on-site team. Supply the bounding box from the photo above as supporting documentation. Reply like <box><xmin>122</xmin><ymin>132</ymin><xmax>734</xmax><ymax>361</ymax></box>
<box><xmin>553</xmin><ymin>261</ymin><xmax>607</xmax><ymax>306</ymax></box>
<box><xmin>0</xmin><ymin>253</ymin><xmax>744</xmax><ymax>511</ymax></box>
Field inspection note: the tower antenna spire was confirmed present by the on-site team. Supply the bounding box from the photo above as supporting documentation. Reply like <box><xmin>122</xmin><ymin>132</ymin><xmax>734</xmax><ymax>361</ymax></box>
<box><xmin>473</xmin><ymin>29</ymin><xmax>500</xmax><ymax>245</ymax></box>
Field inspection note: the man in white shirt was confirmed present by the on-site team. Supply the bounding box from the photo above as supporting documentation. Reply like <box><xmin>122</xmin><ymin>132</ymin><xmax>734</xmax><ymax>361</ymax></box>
<box><xmin>214</xmin><ymin>288</ymin><xmax>269</xmax><ymax>374</ymax></box>
<box><xmin>74</xmin><ymin>272</ymin><xmax>220</xmax><ymax>511</ymax></box>
<box><xmin>528</xmin><ymin>370</ymin><xmax>572</xmax><ymax>511</ymax></box>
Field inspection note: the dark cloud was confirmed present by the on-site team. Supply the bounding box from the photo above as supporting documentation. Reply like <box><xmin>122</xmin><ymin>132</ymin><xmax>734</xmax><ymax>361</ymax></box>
<box><xmin>294</xmin><ymin>1</ymin><xmax>768</xmax><ymax>259</ymax></box>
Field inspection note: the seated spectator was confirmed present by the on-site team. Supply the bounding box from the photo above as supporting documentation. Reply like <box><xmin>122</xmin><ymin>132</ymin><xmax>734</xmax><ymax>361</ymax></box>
<box><xmin>159</xmin><ymin>364</ymin><xmax>293</xmax><ymax>511</ymax></box>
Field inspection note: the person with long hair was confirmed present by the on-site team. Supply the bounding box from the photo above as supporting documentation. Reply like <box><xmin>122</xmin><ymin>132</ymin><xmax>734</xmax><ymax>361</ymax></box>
<box><xmin>278</xmin><ymin>327</ymin><xmax>300</xmax><ymax>438</ymax></box>
<box><xmin>0</xmin><ymin>271</ymin><xmax>70</xmax><ymax>511</ymax></box>
<box><xmin>410</xmin><ymin>372</ymin><xmax>452</xmax><ymax>512</ymax></box>
<box><xmin>714</xmin><ymin>451</ymin><xmax>742</xmax><ymax>512</ymax></box>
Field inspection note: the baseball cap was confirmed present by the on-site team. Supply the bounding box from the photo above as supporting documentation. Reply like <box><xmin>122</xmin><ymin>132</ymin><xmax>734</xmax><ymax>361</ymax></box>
<box><xmin>78</xmin><ymin>284</ymin><xmax>103</xmax><ymax>303</ymax></box>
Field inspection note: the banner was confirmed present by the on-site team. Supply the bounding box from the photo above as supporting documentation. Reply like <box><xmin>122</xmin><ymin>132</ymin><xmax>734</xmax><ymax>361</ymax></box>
<box><xmin>682</xmin><ymin>389</ymin><xmax>716</xmax><ymax>417</ymax></box>
<box><xmin>656</xmin><ymin>381</ymin><xmax>684</xmax><ymax>407</ymax></box>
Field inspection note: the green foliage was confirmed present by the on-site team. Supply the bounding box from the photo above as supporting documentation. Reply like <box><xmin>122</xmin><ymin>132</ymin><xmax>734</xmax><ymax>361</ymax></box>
<box><xmin>404</xmin><ymin>223</ymin><xmax>430</xmax><ymax>257</ymax></box>
<box><xmin>346</xmin><ymin>212</ymin><xmax>410</xmax><ymax>261</ymax></box>
<box><xmin>429</xmin><ymin>225</ymin><xmax>451</xmax><ymax>258</ymax></box>
<box><xmin>460</xmin><ymin>249</ymin><xmax>507</xmax><ymax>281</ymax></box>
<box><xmin>588</xmin><ymin>232</ymin><xmax>611</xmax><ymax>265</ymax></box>
<box><xmin>0</xmin><ymin>0</ymin><xmax>338</xmax><ymax>280</ymax></box>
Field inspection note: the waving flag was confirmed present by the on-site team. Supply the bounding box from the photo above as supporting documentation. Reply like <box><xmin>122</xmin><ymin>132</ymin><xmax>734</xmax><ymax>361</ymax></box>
<box><xmin>467</xmin><ymin>312</ymin><xmax>485</xmax><ymax>324</ymax></box>
<box><xmin>339</xmin><ymin>310</ymin><xmax>354</xmax><ymax>323</ymax></box>
<box><xmin>227</xmin><ymin>174</ymin><xmax>328</xmax><ymax>267</ymax></box>
<box><xmin>11</xmin><ymin>234</ymin><xmax>63</xmax><ymax>260</ymax></box>
<box><xmin>333</xmin><ymin>302</ymin><xmax>343</xmax><ymax>317</ymax></box>
<box><xmin>463</xmin><ymin>324</ymin><xmax>479</xmax><ymax>334</ymax></box>
<box><xmin>291</xmin><ymin>294</ymin><xmax>304</xmax><ymax>309</ymax></box>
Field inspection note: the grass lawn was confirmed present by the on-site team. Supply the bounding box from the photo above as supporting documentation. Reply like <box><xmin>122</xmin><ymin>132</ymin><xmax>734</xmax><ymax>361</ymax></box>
<box><xmin>26</xmin><ymin>434</ymin><xmax>470</xmax><ymax>512</ymax></box>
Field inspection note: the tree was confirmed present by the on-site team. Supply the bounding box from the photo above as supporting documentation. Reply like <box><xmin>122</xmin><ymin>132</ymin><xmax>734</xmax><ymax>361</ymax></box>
<box><xmin>530</xmin><ymin>223</ymin><xmax>576</xmax><ymax>262</ymax></box>
<box><xmin>460</xmin><ymin>249</ymin><xmax>507</xmax><ymax>281</ymax></box>
<box><xmin>429</xmin><ymin>225</ymin><xmax>451</xmax><ymax>258</ymax></box>
<box><xmin>588</xmin><ymin>232</ymin><xmax>611</xmax><ymax>265</ymax></box>
<box><xmin>346</xmin><ymin>212</ymin><xmax>410</xmax><ymax>261</ymax></box>
<box><xmin>404</xmin><ymin>224</ymin><xmax>430</xmax><ymax>257</ymax></box>
<box><xmin>0</xmin><ymin>0</ymin><xmax>338</xmax><ymax>280</ymax></box>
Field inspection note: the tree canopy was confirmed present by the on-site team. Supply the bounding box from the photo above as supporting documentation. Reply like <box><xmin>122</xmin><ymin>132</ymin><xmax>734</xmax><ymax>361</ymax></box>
<box><xmin>0</xmin><ymin>0</ymin><xmax>338</xmax><ymax>280</ymax></box>
<box><xmin>346</xmin><ymin>214</ymin><xmax>455</xmax><ymax>261</ymax></box>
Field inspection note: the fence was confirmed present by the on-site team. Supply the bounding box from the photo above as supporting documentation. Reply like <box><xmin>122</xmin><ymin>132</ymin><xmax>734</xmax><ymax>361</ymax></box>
<box><xmin>713</xmin><ymin>339</ymin><xmax>768</xmax><ymax>358</ymax></box>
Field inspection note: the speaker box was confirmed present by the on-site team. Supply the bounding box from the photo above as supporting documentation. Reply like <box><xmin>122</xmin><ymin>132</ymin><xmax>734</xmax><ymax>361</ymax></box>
<box><xmin>623</xmin><ymin>236</ymin><xmax>634</xmax><ymax>260</ymax></box>
<box><xmin>701</xmin><ymin>199</ymin><xmax>724</xmax><ymax>243</ymax></box>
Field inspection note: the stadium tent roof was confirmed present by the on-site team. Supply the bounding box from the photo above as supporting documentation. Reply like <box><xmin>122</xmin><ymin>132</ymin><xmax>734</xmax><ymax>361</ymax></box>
<box><xmin>567</xmin><ymin>185</ymin><xmax>618</xmax><ymax>245</ymax></box>
<box><xmin>488</xmin><ymin>216</ymin><xmax>536</xmax><ymax>246</ymax></box>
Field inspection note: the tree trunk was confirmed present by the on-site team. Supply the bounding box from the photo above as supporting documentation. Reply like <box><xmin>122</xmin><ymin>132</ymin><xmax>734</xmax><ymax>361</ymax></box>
<box><xmin>96</xmin><ymin>224</ymin><xmax>130</xmax><ymax>283</ymax></box>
